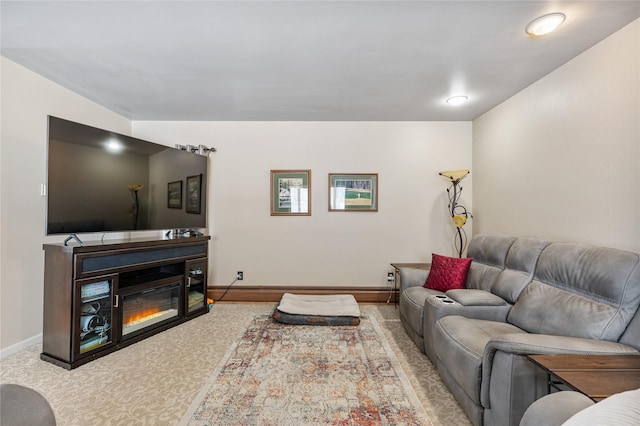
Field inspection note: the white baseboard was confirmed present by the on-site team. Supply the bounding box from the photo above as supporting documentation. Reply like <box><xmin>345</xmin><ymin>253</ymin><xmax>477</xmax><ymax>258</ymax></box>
<box><xmin>0</xmin><ymin>334</ymin><xmax>42</xmax><ymax>359</ymax></box>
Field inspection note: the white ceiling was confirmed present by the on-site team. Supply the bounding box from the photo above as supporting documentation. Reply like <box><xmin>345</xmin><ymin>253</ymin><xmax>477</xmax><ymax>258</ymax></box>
<box><xmin>2</xmin><ymin>1</ymin><xmax>639</xmax><ymax>121</ymax></box>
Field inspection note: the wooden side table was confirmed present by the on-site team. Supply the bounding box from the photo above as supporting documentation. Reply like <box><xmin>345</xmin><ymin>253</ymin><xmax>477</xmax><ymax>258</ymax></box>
<box><xmin>528</xmin><ymin>354</ymin><xmax>640</xmax><ymax>401</ymax></box>
<box><xmin>389</xmin><ymin>263</ymin><xmax>431</xmax><ymax>306</ymax></box>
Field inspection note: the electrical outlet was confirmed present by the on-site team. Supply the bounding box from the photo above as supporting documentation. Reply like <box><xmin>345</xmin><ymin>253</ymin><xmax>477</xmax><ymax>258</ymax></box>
<box><xmin>387</xmin><ymin>272</ymin><xmax>395</xmax><ymax>282</ymax></box>
<box><xmin>237</xmin><ymin>271</ymin><xmax>243</xmax><ymax>280</ymax></box>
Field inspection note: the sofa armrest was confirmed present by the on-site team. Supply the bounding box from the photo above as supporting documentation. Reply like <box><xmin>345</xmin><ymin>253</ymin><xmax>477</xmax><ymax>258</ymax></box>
<box><xmin>398</xmin><ymin>267</ymin><xmax>429</xmax><ymax>293</ymax></box>
<box><xmin>426</xmin><ymin>290</ymin><xmax>511</xmax><ymax>323</ymax></box>
<box><xmin>480</xmin><ymin>333</ymin><xmax>639</xmax><ymax>407</ymax></box>
<box><xmin>422</xmin><ymin>292</ymin><xmax>512</xmax><ymax>362</ymax></box>
<box><xmin>446</xmin><ymin>289</ymin><xmax>509</xmax><ymax>306</ymax></box>
<box><xmin>485</xmin><ymin>333</ymin><xmax>640</xmax><ymax>357</ymax></box>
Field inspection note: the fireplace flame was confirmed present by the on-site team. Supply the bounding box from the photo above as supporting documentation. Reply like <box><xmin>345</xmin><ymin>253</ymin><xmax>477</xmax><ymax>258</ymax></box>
<box><xmin>125</xmin><ymin>307</ymin><xmax>161</xmax><ymax>325</ymax></box>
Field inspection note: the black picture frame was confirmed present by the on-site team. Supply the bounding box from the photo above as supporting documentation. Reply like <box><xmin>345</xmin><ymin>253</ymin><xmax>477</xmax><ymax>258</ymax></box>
<box><xmin>167</xmin><ymin>180</ymin><xmax>183</xmax><ymax>209</ymax></box>
<box><xmin>186</xmin><ymin>174</ymin><xmax>202</xmax><ymax>214</ymax></box>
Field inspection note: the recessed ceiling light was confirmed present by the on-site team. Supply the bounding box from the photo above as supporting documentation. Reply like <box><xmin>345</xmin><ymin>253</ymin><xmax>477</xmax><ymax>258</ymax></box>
<box><xmin>105</xmin><ymin>139</ymin><xmax>123</xmax><ymax>153</ymax></box>
<box><xmin>446</xmin><ymin>95</ymin><xmax>469</xmax><ymax>106</ymax></box>
<box><xmin>526</xmin><ymin>12</ymin><xmax>566</xmax><ymax>36</ymax></box>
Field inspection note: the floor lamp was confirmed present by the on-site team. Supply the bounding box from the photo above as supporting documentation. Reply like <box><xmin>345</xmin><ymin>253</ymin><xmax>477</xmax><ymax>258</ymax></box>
<box><xmin>438</xmin><ymin>170</ymin><xmax>472</xmax><ymax>257</ymax></box>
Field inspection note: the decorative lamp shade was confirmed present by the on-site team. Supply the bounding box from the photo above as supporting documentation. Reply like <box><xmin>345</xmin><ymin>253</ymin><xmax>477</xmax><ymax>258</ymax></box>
<box><xmin>438</xmin><ymin>169</ymin><xmax>470</xmax><ymax>182</ymax></box>
<box><xmin>452</xmin><ymin>215</ymin><xmax>467</xmax><ymax>228</ymax></box>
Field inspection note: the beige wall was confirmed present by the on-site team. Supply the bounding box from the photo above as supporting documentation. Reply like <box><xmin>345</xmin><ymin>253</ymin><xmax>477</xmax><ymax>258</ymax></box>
<box><xmin>0</xmin><ymin>58</ymin><xmax>472</xmax><ymax>353</ymax></box>
<box><xmin>472</xmin><ymin>19</ymin><xmax>640</xmax><ymax>253</ymax></box>
<box><xmin>132</xmin><ymin>121</ymin><xmax>472</xmax><ymax>288</ymax></box>
<box><xmin>0</xmin><ymin>58</ymin><xmax>138</xmax><ymax>354</ymax></box>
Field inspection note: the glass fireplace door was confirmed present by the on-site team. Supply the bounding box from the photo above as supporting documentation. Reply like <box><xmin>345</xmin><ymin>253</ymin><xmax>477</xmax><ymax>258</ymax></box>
<box><xmin>120</xmin><ymin>277</ymin><xmax>181</xmax><ymax>339</ymax></box>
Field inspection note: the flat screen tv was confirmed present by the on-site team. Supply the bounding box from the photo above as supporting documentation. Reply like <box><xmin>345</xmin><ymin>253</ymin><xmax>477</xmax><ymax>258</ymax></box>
<box><xmin>46</xmin><ymin>116</ymin><xmax>207</xmax><ymax>237</ymax></box>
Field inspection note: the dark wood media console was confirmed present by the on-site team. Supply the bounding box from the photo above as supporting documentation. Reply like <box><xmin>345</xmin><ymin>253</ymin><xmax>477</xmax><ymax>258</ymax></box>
<box><xmin>41</xmin><ymin>235</ymin><xmax>210</xmax><ymax>369</ymax></box>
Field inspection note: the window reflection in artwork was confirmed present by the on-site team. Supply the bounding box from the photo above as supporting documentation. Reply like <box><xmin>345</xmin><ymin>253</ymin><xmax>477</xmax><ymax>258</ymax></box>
<box><xmin>329</xmin><ymin>174</ymin><xmax>378</xmax><ymax>212</ymax></box>
<box><xmin>271</xmin><ymin>170</ymin><xmax>311</xmax><ymax>216</ymax></box>
<box><xmin>278</xmin><ymin>178</ymin><xmax>308</xmax><ymax>213</ymax></box>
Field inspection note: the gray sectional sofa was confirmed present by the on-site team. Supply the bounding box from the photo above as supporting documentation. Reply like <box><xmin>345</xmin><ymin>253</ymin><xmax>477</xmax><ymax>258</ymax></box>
<box><xmin>398</xmin><ymin>234</ymin><xmax>640</xmax><ymax>426</ymax></box>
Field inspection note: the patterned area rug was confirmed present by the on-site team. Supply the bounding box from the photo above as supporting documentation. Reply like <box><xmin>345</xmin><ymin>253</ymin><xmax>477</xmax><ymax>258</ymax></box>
<box><xmin>180</xmin><ymin>315</ymin><xmax>432</xmax><ymax>425</ymax></box>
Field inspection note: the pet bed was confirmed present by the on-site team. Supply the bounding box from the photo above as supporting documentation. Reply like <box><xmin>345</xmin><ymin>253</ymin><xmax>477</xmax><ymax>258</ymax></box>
<box><xmin>273</xmin><ymin>293</ymin><xmax>361</xmax><ymax>326</ymax></box>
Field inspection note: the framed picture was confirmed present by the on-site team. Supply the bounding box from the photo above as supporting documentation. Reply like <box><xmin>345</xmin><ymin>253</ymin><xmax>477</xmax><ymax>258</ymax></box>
<box><xmin>167</xmin><ymin>181</ymin><xmax>183</xmax><ymax>209</ymax></box>
<box><xmin>329</xmin><ymin>173</ymin><xmax>378</xmax><ymax>212</ymax></box>
<box><xmin>186</xmin><ymin>174</ymin><xmax>202</xmax><ymax>214</ymax></box>
<box><xmin>271</xmin><ymin>170</ymin><xmax>311</xmax><ymax>216</ymax></box>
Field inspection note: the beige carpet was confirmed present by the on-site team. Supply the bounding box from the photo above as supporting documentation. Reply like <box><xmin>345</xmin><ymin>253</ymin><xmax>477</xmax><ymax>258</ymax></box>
<box><xmin>0</xmin><ymin>303</ymin><xmax>471</xmax><ymax>426</ymax></box>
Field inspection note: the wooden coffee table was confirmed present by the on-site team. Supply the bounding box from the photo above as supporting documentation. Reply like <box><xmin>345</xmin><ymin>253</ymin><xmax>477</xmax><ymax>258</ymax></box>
<box><xmin>528</xmin><ymin>354</ymin><xmax>640</xmax><ymax>401</ymax></box>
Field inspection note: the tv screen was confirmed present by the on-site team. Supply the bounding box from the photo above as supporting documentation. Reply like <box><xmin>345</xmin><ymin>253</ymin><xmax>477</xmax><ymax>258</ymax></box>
<box><xmin>46</xmin><ymin>116</ymin><xmax>207</xmax><ymax>236</ymax></box>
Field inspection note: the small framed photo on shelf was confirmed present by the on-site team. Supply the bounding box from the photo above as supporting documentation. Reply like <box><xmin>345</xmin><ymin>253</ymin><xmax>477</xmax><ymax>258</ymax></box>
<box><xmin>167</xmin><ymin>181</ymin><xmax>183</xmax><ymax>209</ymax></box>
<box><xmin>186</xmin><ymin>174</ymin><xmax>202</xmax><ymax>214</ymax></box>
<box><xmin>271</xmin><ymin>170</ymin><xmax>311</xmax><ymax>216</ymax></box>
<box><xmin>329</xmin><ymin>173</ymin><xmax>378</xmax><ymax>212</ymax></box>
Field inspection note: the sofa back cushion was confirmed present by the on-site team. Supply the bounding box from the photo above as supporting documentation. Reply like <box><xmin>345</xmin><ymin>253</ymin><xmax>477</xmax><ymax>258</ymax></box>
<box><xmin>466</xmin><ymin>235</ymin><xmax>549</xmax><ymax>304</ymax></box>
<box><xmin>466</xmin><ymin>235</ymin><xmax>516</xmax><ymax>292</ymax></box>
<box><xmin>508</xmin><ymin>243</ymin><xmax>640</xmax><ymax>341</ymax></box>
<box><xmin>491</xmin><ymin>236</ymin><xmax>550</xmax><ymax>303</ymax></box>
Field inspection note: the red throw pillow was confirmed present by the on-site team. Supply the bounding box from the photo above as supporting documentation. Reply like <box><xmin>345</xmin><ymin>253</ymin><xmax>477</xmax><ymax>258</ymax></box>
<box><xmin>423</xmin><ymin>253</ymin><xmax>473</xmax><ymax>291</ymax></box>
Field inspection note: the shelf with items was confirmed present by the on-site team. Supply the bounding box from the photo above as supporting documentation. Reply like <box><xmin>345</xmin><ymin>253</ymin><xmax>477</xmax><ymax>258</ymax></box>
<box><xmin>76</xmin><ymin>275</ymin><xmax>116</xmax><ymax>356</ymax></box>
<box><xmin>185</xmin><ymin>259</ymin><xmax>208</xmax><ymax>316</ymax></box>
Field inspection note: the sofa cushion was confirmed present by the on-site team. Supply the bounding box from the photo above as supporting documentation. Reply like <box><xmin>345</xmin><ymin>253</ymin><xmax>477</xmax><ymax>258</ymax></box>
<box><xmin>508</xmin><ymin>282</ymin><xmax>623</xmax><ymax>339</ymax></box>
<box><xmin>424</xmin><ymin>253</ymin><xmax>472</xmax><ymax>291</ymax></box>
<box><xmin>434</xmin><ymin>315</ymin><xmax>526</xmax><ymax>404</ymax></box>
<box><xmin>508</xmin><ymin>243</ymin><xmax>640</xmax><ymax>340</ymax></box>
